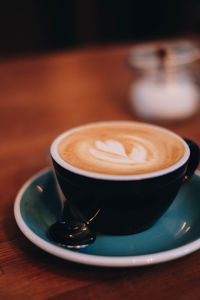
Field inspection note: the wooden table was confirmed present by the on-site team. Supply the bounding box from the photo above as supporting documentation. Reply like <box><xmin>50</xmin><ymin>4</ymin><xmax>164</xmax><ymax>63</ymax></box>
<box><xmin>0</xmin><ymin>44</ymin><xmax>200</xmax><ymax>300</ymax></box>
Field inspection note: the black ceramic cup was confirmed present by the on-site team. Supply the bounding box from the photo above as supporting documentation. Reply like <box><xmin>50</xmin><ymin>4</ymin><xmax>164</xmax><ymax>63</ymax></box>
<box><xmin>50</xmin><ymin>123</ymin><xmax>199</xmax><ymax>235</ymax></box>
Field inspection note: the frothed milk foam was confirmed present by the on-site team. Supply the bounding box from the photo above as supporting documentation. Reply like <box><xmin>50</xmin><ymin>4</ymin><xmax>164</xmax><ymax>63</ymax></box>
<box><xmin>58</xmin><ymin>122</ymin><xmax>185</xmax><ymax>175</ymax></box>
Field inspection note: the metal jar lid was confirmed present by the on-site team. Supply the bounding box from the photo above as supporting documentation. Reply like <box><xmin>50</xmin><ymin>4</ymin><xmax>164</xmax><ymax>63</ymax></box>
<box><xmin>128</xmin><ymin>40</ymin><xmax>200</xmax><ymax>70</ymax></box>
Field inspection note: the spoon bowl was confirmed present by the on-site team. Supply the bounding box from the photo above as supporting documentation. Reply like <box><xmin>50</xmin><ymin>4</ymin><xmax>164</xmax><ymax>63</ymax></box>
<box><xmin>48</xmin><ymin>201</ymin><xmax>96</xmax><ymax>249</ymax></box>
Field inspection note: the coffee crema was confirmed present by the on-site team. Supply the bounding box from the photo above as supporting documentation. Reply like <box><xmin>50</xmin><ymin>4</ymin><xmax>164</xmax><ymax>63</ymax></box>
<box><xmin>58</xmin><ymin>122</ymin><xmax>185</xmax><ymax>175</ymax></box>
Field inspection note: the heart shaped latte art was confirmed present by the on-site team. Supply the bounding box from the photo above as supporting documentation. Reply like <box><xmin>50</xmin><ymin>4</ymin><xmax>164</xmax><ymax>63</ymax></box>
<box><xmin>89</xmin><ymin>139</ymin><xmax>148</xmax><ymax>164</ymax></box>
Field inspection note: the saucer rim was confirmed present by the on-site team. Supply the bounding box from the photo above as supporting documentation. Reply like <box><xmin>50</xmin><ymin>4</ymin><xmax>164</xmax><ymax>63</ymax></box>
<box><xmin>14</xmin><ymin>168</ymin><xmax>200</xmax><ymax>268</ymax></box>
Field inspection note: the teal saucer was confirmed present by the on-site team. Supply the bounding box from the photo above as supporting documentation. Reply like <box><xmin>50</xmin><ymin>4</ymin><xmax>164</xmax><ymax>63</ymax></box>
<box><xmin>14</xmin><ymin>169</ymin><xmax>200</xmax><ymax>267</ymax></box>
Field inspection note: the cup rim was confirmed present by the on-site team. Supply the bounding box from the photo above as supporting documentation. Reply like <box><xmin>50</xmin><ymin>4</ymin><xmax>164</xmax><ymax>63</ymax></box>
<box><xmin>50</xmin><ymin>121</ymin><xmax>190</xmax><ymax>181</ymax></box>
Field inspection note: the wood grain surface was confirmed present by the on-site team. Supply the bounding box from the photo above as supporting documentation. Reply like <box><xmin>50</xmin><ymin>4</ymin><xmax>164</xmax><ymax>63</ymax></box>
<box><xmin>0</xmin><ymin>44</ymin><xmax>200</xmax><ymax>300</ymax></box>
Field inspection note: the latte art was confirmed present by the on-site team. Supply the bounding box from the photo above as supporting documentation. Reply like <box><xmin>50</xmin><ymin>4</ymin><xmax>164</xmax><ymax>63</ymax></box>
<box><xmin>89</xmin><ymin>138</ymin><xmax>154</xmax><ymax>164</ymax></box>
<box><xmin>58</xmin><ymin>122</ymin><xmax>186</xmax><ymax>175</ymax></box>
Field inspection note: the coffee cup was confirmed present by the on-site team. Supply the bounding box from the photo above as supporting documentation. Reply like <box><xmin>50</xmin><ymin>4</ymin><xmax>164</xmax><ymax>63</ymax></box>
<box><xmin>50</xmin><ymin>121</ymin><xmax>199</xmax><ymax>235</ymax></box>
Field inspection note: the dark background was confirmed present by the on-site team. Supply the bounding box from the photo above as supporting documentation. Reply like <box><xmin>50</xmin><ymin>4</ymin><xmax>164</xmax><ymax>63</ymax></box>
<box><xmin>1</xmin><ymin>0</ymin><xmax>200</xmax><ymax>57</ymax></box>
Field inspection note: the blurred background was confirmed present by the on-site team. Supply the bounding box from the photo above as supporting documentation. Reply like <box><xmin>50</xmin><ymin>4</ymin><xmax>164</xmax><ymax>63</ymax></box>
<box><xmin>1</xmin><ymin>0</ymin><xmax>200</xmax><ymax>124</ymax></box>
<box><xmin>1</xmin><ymin>0</ymin><xmax>200</xmax><ymax>57</ymax></box>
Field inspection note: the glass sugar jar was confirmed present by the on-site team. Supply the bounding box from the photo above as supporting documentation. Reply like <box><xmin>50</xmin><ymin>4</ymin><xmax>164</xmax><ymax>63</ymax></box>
<box><xmin>128</xmin><ymin>40</ymin><xmax>200</xmax><ymax>121</ymax></box>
